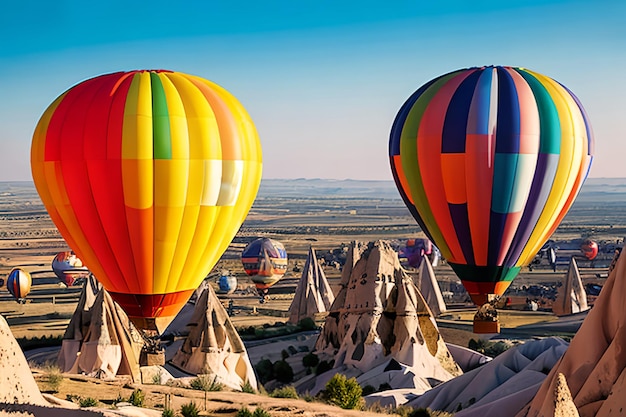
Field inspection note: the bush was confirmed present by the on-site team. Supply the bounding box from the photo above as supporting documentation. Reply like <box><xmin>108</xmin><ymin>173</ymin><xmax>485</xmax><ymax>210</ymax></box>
<box><xmin>378</xmin><ymin>382</ymin><xmax>392</xmax><ymax>392</ymax></box>
<box><xmin>236</xmin><ymin>408</ymin><xmax>254</xmax><ymax>417</ymax></box>
<box><xmin>324</xmin><ymin>373</ymin><xmax>363</xmax><ymax>410</ymax></box>
<box><xmin>302</xmin><ymin>352</ymin><xmax>319</xmax><ymax>369</ymax></box>
<box><xmin>129</xmin><ymin>389</ymin><xmax>145</xmax><ymax>407</ymax></box>
<box><xmin>255</xmin><ymin>359</ymin><xmax>274</xmax><ymax>384</ymax></box>
<box><xmin>468</xmin><ymin>338</ymin><xmax>512</xmax><ymax>358</ymax></box>
<box><xmin>79</xmin><ymin>397</ymin><xmax>98</xmax><ymax>408</ymax></box>
<box><xmin>180</xmin><ymin>401</ymin><xmax>200</xmax><ymax>417</ymax></box>
<box><xmin>162</xmin><ymin>409</ymin><xmax>175</xmax><ymax>417</ymax></box>
<box><xmin>43</xmin><ymin>365</ymin><xmax>63</xmax><ymax>393</ymax></box>
<box><xmin>281</xmin><ymin>349</ymin><xmax>289</xmax><ymax>360</ymax></box>
<box><xmin>405</xmin><ymin>408</ymin><xmax>456</xmax><ymax>417</ymax></box>
<box><xmin>315</xmin><ymin>359</ymin><xmax>334</xmax><ymax>375</ymax></box>
<box><xmin>273</xmin><ymin>360</ymin><xmax>294</xmax><ymax>383</ymax></box>
<box><xmin>362</xmin><ymin>384</ymin><xmax>375</xmax><ymax>396</ymax></box>
<box><xmin>190</xmin><ymin>374</ymin><xmax>223</xmax><ymax>391</ymax></box>
<box><xmin>269</xmin><ymin>386</ymin><xmax>299</xmax><ymax>399</ymax></box>
<box><xmin>252</xmin><ymin>407</ymin><xmax>271</xmax><ymax>417</ymax></box>
<box><xmin>240</xmin><ymin>380</ymin><xmax>256</xmax><ymax>394</ymax></box>
<box><xmin>17</xmin><ymin>334</ymin><xmax>63</xmax><ymax>350</ymax></box>
<box><xmin>298</xmin><ymin>317</ymin><xmax>317</xmax><ymax>331</ymax></box>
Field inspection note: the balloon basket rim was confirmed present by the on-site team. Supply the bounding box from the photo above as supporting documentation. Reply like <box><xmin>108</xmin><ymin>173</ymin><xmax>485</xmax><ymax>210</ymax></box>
<box><xmin>473</xmin><ymin>318</ymin><xmax>500</xmax><ymax>334</ymax></box>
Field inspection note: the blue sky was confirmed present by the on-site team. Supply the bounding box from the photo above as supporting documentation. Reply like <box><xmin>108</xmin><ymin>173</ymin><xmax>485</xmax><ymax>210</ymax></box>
<box><xmin>1</xmin><ymin>0</ymin><xmax>624</xmax><ymax>181</ymax></box>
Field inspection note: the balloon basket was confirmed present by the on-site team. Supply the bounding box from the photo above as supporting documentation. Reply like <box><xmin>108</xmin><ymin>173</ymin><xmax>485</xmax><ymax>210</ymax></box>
<box><xmin>473</xmin><ymin>318</ymin><xmax>500</xmax><ymax>334</ymax></box>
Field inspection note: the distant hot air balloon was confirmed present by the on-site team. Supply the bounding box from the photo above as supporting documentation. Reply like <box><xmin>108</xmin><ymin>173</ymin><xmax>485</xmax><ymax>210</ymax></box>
<box><xmin>389</xmin><ymin>66</ymin><xmax>593</xmax><ymax>332</ymax></box>
<box><xmin>403</xmin><ymin>238</ymin><xmax>433</xmax><ymax>268</ymax></box>
<box><xmin>241</xmin><ymin>237</ymin><xmax>288</xmax><ymax>300</ymax></box>
<box><xmin>7</xmin><ymin>268</ymin><xmax>32</xmax><ymax>302</ymax></box>
<box><xmin>218</xmin><ymin>273</ymin><xmax>238</xmax><ymax>295</ymax></box>
<box><xmin>31</xmin><ymin>70</ymin><xmax>262</xmax><ymax>333</ymax></box>
<box><xmin>580</xmin><ymin>239</ymin><xmax>599</xmax><ymax>261</ymax></box>
<box><xmin>52</xmin><ymin>251</ymin><xmax>90</xmax><ymax>286</ymax></box>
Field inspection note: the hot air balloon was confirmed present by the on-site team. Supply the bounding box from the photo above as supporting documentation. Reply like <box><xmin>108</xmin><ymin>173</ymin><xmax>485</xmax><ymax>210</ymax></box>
<box><xmin>580</xmin><ymin>239</ymin><xmax>599</xmax><ymax>261</ymax></box>
<box><xmin>218</xmin><ymin>273</ymin><xmax>238</xmax><ymax>295</ymax></box>
<box><xmin>241</xmin><ymin>237</ymin><xmax>288</xmax><ymax>301</ymax></box>
<box><xmin>52</xmin><ymin>251</ymin><xmax>90</xmax><ymax>286</ymax></box>
<box><xmin>403</xmin><ymin>238</ymin><xmax>433</xmax><ymax>268</ymax></box>
<box><xmin>389</xmin><ymin>66</ymin><xmax>593</xmax><ymax>332</ymax></box>
<box><xmin>31</xmin><ymin>70</ymin><xmax>262</xmax><ymax>333</ymax></box>
<box><xmin>7</xmin><ymin>268</ymin><xmax>32</xmax><ymax>302</ymax></box>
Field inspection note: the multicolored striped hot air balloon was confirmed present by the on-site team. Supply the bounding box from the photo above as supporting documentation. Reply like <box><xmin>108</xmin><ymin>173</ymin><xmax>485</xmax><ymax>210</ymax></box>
<box><xmin>31</xmin><ymin>70</ymin><xmax>263</xmax><ymax>332</ymax></box>
<box><xmin>241</xmin><ymin>237</ymin><xmax>288</xmax><ymax>300</ymax></box>
<box><xmin>389</xmin><ymin>66</ymin><xmax>594</xmax><ymax>313</ymax></box>
<box><xmin>7</xmin><ymin>268</ymin><xmax>32</xmax><ymax>301</ymax></box>
<box><xmin>52</xmin><ymin>251</ymin><xmax>90</xmax><ymax>286</ymax></box>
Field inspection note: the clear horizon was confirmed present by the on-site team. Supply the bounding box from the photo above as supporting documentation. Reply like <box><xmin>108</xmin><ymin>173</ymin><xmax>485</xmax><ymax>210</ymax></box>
<box><xmin>1</xmin><ymin>0</ymin><xmax>624</xmax><ymax>181</ymax></box>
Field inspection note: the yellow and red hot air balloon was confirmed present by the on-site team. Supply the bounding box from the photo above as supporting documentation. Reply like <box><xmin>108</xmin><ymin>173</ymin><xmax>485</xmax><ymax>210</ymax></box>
<box><xmin>31</xmin><ymin>70</ymin><xmax>263</xmax><ymax>332</ymax></box>
<box><xmin>52</xmin><ymin>251</ymin><xmax>90</xmax><ymax>286</ymax></box>
<box><xmin>7</xmin><ymin>268</ymin><xmax>32</xmax><ymax>302</ymax></box>
<box><xmin>389</xmin><ymin>66</ymin><xmax>593</xmax><ymax>332</ymax></box>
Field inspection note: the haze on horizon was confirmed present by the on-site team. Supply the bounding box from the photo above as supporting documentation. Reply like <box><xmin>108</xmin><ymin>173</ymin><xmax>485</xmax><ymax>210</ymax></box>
<box><xmin>1</xmin><ymin>0</ymin><xmax>624</xmax><ymax>182</ymax></box>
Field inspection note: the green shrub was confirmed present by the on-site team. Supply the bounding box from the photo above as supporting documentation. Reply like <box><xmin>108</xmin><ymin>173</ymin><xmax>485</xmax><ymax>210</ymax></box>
<box><xmin>17</xmin><ymin>334</ymin><xmax>64</xmax><ymax>350</ymax></box>
<box><xmin>468</xmin><ymin>338</ymin><xmax>512</xmax><ymax>358</ymax></box>
<box><xmin>378</xmin><ymin>382</ymin><xmax>392</xmax><ymax>392</ymax></box>
<box><xmin>406</xmin><ymin>408</ymin><xmax>456</xmax><ymax>417</ymax></box>
<box><xmin>273</xmin><ymin>360</ymin><xmax>294</xmax><ymax>383</ymax></box>
<box><xmin>298</xmin><ymin>317</ymin><xmax>317</xmax><ymax>331</ymax></box>
<box><xmin>302</xmin><ymin>393</ymin><xmax>315</xmax><ymax>402</ymax></box>
<box><xmin>315</xmin><ymin>359</ymin><xmax>333</xmax><ymax>375</ymax></box>
<box><xmin>252</xmin><ymin>407</ymin><xmax>272</xmax><ymax>417</ymax></box>
<box><xmin>236</xmin><ymin>407</ymin><xmax>254</xmax><ymax>417</ymax></box>
<box><xmin>240</xmin><ymin>380</ymin><xmax>256</xmax><ymax>394</ymax></box>
<box><xmin>79</xmin><ymin>397</ymin><xmax>98</xmax><ymax>408</ymax></box>
<box><xmin>180</xmin><ymin>401</ymin><xmax>200</xmax><ymax>417</ymax></box>
<box><xmin>362</xmin><ymin>384</ymin><xmax>375</xmax><ymax>396</ymax></box>
<box><xmin>324</xmin><ymin>373</ymin><xmax>363</xmax><ymax>410</ymax></box>
<box><xmin>43</xmin><ymin>365</ymin><xmax>63</xmax><ymax>393</ymax></box>
<box><xmin>281</xmin><ymin>349</ymin><xmax>289</xmax><ymax>360</ymax></box>
<box><xmin>152</xmin><ymin>371</ymin><xmax>163</xmax><ymax>385</ymax></box>
<box><xmin>162</xmin><ymin>408</ymin><xmax>175</xmax><ymax>417</ymax></box>
<box><xmin>190</xmin><ymin>374</ymin><xmax>223</xmax><ymax>391</ymax></box>
<box><xmin>302</xmin><ymin>352</ymin><xmax>319</xmax><ymax>369</ymax></box>
<box><xmin>255</xmin><ymin>359</ymin><xmax>274</xmax><ymax>384</ymax></box>
<box><xmin>129</xmin><ymin>389</ymin><xmax>145</xmax><ymax>407</ymax></box>
<box><xmin>269</xmin><ymin>385</ymin><xmax>299</xmax><ymax>399</ymax></box>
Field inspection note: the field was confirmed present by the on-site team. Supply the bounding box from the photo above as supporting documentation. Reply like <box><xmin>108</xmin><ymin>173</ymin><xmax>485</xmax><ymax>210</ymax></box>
<box><xmin>1</xmin><ymin>178</ymin><xmax>625</xmax><ymax>415</ymax></box>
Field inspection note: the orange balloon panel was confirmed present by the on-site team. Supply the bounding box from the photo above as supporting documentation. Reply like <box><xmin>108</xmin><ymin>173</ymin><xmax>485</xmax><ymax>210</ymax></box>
<box><xmin>31</xmin><ymin>70</ymin><xmax>262</xmax><ymax>332</ymax></box>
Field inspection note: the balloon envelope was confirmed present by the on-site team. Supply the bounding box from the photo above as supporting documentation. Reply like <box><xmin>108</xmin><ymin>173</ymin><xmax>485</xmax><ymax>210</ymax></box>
<box><xmin>241</xmin><ymin>238</ymin><xmax>288</xmax><ymax>290</ymax></box>
<box><xmin>52</xmin><ymin>251</ymin><xmax>90</xmax><ymax>286</ymax></box>
<box><xmin>31</xmin><ymin>70</ymin><xmax>263</xmax><ymax>332</ymax></box>
<box><xmin>580</xmin><ymin>239</ymin><xmax>599</xmax><ymax>261</ymax></box>
<box><xmin>218</xmin><ymin>274</ymin><xmax>237</xmax><ymax>294</ymax></box>
<box><xmin>389</xmin><ymin>66</ymin><xmax>593</xmax><ymax>305</ymax></box>
<box><xmin>7</xmin><ymin>268</ymin><xmax>32</xmax><ymax>300</ymax></box>
<box><xmin>403</xmin><ymin>238</ymin><xmax>433</xmax><ymax>268</ymax></box>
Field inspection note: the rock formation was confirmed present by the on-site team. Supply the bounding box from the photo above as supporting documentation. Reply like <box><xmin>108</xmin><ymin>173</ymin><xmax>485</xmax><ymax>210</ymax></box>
<box><xmin>0</xmin><ymin>315</ymin><xmax>47</xmax><ymax>406</ymax></box>
<box><xmin>407</xmin><ymin>337</ymin><xmax>568</xmax><ymax>416</ymax></box>
<box><xmin>552</xmin><ymin>257</ymin><xmax>588</xmax><ymax>316</ymax></box>
<box><xmin>553</xmin><ymin>373</ymin><xmax>579</xmax><ymax>417</ymax></box>
<box><xmin>58</xmin><ymin>276</ymin><xmax>143</xmax><ymax>381</ymax></box>
<box><xmin>522</xmin><ymin>249</ymin><xmax>626</xmax><ymax>417</ymax></box>
<box><xmin>415</xmin><ymin>253</ymin><xmax>447</xmax><ymax>317</ymax></box>
<box><xmin>313</xmin><ymin>240</ymin><xmax>460</xmax><ymax>394</ymax></box>
<box><xmin>170</xmin><ymin>285</ymin><xmax>258</xmax><ymax>391</ymax></box>
<box><xmin>287</xmin><ymin>246</ymin><xmax>334</xmax><ymax>324</ymax></box>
